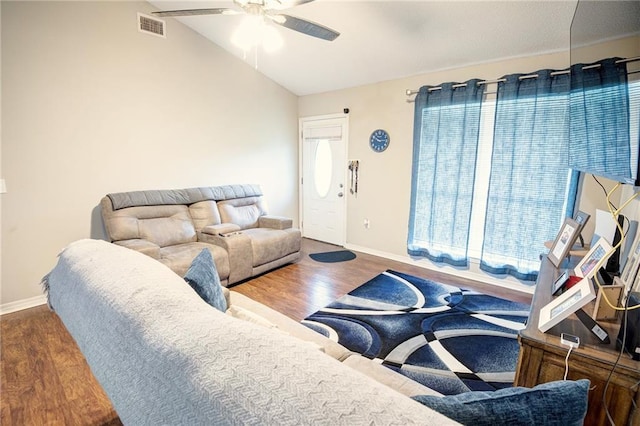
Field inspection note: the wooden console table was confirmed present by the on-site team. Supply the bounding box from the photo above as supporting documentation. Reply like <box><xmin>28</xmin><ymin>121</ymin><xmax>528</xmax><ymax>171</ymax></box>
<box><xmin>515</xmin><ymin>257</ymin><xmax>640</xmax><ymax>426</ymax></box>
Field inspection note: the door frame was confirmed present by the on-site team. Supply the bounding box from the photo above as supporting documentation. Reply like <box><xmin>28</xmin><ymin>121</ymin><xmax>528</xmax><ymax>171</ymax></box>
<box><xmin>299</xmin><ymin>113</ymin><xmax>349</xmax><ymax>246</ymax></box>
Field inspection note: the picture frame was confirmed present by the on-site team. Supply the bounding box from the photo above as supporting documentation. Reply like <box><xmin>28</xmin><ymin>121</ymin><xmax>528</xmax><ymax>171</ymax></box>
<box><xmin>548</xmin><ymin>217</ymin><xmax>581</xmax><ymax>267</ymax></box>
<box><xmin>538</xmin><ymin>277</ymin><xmax>597</xmax><ymax>332</ymax></box>
<box><xmin>573</xmin><ymin>210</ymin><xmax>590</xmax><ymax>246</ymax></box>
<box><xmin>551</xmin><ymin>270</ymin><xmax>570</xmax><ymax>296</ymax></box>
<box><xmin>574</xmin><ymin>210</ymin><xmax>590</xmax><ymax>228</ymax></box>
<box><xmin>592</xmin><ymin>281</ymin><xmax>624</xmax><ymax>320</ymax></box>
<box><xmin>574</xmin><ymin>237</ymin><xmax>614</xmax><ymax>279</ymax></box>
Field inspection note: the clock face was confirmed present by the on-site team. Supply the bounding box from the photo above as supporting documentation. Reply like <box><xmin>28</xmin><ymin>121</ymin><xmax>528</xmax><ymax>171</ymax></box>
<box><xmin>370</xmin><ymin>129</ymin><xmax>390</xmax><ymax>152</ymax></box>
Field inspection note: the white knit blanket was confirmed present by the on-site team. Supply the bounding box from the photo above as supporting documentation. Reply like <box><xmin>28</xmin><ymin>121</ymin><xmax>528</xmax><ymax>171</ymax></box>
<box><xmin>45</xmin><ymin>239</ymin><xmax>457</xmax><ymax>425</ymax></box>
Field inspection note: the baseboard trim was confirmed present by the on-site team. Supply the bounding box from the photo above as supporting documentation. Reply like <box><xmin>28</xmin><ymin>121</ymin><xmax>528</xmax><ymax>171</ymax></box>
<box><xmin>1</xmin><ymin>245</ymin><xmax>534</xmax><ymax>315</ymax></box>
<box><xmin>344</xmin><ymin>243</ymin><xmax>535</xmax><ymax>295</ymax></box>
<box><xmin>0</xmin><ymin>295</ymin><xmax>47</xmax><ymax>316</ymax></box>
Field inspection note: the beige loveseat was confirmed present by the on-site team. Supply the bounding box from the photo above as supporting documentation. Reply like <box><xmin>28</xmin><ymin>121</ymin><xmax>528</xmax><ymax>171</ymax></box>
<box><xmin>101</xmin><ymin>184</ymin><xmax>301</xmax><ymax>285</ymax></box>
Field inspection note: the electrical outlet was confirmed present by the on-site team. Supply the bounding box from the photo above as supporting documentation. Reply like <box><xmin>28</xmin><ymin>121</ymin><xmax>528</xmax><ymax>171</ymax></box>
<box><xmin>364</xmin><ymin>218</ymin><xmax>370</xmax><ymax>229</ymax></box>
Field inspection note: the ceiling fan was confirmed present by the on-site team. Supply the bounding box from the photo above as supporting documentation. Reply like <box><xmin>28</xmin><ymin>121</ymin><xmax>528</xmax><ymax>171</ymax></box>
<box><xmin>152</xmin><ymin>0</ymin><xmax>340</xmax><ymax>41</ymax></box>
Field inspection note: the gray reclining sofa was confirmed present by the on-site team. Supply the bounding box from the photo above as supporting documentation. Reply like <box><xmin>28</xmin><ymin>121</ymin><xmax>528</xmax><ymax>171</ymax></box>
<box><xmin>101</xmin><ymin>184</ymin><xmax>301</xmax><ymax>285</ymax></box>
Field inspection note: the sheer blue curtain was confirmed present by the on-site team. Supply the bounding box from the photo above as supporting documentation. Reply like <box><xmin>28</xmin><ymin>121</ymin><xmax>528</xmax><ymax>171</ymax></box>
<box><xmin>569</xmin><ymin>58</ymin><xmax>631</xmax><ymax>180</ymax></box>
<box><xmin>480</xmin><ymin>70</ymin><xmax>579</xmax><ymax>281</ymax></box>
<box><xmin>408</xmin><ymin>80</ymin><xmax>485</xmax><ymax>266</ymax></box>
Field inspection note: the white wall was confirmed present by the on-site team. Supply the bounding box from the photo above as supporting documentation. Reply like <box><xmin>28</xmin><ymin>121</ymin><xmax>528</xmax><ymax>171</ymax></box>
<box><xmin>1</xmin><ymin>1</ymin><xmax>299</xmax><ymax>309</ymax></box>
<box><xmin>298</xmin><ymin>36</ymin><xmax>639</xmax><ymax>285</ymax></box>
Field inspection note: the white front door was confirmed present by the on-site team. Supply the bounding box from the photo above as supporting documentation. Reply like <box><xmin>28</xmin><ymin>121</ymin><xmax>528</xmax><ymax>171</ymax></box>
<box><xmin>300</xmin><ymin>116</ymin><xmax>348</xmax><ymax>246</ymax></box>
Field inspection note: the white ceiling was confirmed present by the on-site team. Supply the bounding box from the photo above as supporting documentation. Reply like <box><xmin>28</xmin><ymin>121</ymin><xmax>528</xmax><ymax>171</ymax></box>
<box><xmin>147</xmin><ymin>1</ymin><xmax>640</xmax><ymax>96</ymax></box>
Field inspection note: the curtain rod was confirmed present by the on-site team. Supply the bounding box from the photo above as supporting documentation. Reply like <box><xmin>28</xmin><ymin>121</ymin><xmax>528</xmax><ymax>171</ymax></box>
<box><xmin>405</xmin><ymin>56</ymin><xmax>640</xmax><ymax>98</ymax></box>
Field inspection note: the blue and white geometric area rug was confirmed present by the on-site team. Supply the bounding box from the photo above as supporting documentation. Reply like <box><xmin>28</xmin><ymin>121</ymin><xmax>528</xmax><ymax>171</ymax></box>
<box><xmin>302</xmin><ymin>270</ymin><xmax>530</xmax><ymax>396</ymax></box>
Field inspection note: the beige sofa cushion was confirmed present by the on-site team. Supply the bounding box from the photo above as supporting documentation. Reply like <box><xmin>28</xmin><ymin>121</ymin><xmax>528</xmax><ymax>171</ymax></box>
<box><xmin>104</xmin><ymin>202</ymin><xmax>196</xmax><ymax>247</ymax></box>
<box><xmin>258</xmin><ymin>215</ymin><xmax>293</xmax><ymax>230</ymax></box>
<box><xmin>114</xmin><ymin>239</ymin><xmax>161</xmax><ymax>259</ymax></box>
<box><xmin>159</xmin><ymin>242</ymin><xmax>230</xmax><ymax>281</ymax></box>
<box><xmin>217</xmin><ymin>196</ymin><xmax>268</xmax><ymax>229</ymax></box>
<box><xmin>141</xmin><ymin>212</ymin><xmax>196</xmax><ymax>247</ymax></box>
<box><xmin>226</xmin><ymin>305</ymin><xmax>280</xmax><ymax>330</ymax></box>
<box><xmin>342</xmin><ymin>354</ymin><xmax>443</xmax><ymax>398</ymax></box>
<box><xmin>229</xmin><ymin>291</ymin><xmax>352</xmax><ymax>361</ymax></box>
<box><xmin>189</xmin><ymin>200</ymin><xmax>222</xmax><ymax>231</ymax></box>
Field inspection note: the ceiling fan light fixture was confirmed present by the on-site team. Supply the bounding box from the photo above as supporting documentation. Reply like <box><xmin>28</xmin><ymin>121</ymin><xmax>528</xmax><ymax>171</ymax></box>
<box><xmin>231</xmin><ymin>15</ymin><xmax>283</xmax><ymax>53</ymax></box>
<box><xmin>271</xmin><ymin>14</ymin><xmax>287</xmax><ymax>24</ymax></box>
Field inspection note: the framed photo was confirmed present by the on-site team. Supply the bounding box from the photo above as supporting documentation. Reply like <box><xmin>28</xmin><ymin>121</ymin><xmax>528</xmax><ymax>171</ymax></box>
<box><xmin>551</xmin><ymin>270</ymin><xmax>570</xmax><ymax>296</ymax></box>
<box><xmin>548</xmin><ymin>217</ymin><xmax>581</xmax><ymax>267</ymax></box>
<box><xmin>538</xmin><ymin>277</ymin><xmax>597</xmax><ymax>332</ymax></box>
<box><xmin>573</xmin><ymin>210</ymin><xmax>590</xmax><ymax>246</ymax></box>
<box><xmin>574</xmin><ymin>237</ymin><xmax>614</xmax><ymax>279</ymax></box>
<box><xmin>574</xmin><ymin>210</ymin><xmax>590</xmax><ymax>228</ymax></box>
<box><xmin>593</xmin><ymin>281</ymin><xmax>624</xmax><ymax>320</ymax></box>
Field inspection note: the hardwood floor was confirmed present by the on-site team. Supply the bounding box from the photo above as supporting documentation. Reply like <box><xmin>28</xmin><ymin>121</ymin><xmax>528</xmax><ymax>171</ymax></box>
<box><xmin>1</xmin><ymin>238</ymin><xmax>531</xmax><ymax>425</ymax></box>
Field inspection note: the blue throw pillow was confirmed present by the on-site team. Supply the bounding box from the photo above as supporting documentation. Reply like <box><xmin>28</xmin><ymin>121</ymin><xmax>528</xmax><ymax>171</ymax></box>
<box><xmin>412</xmin><ymin>379</ymin><xmax>589</xmax><ymax>426</ymax></box>
<box><xmin>184</xmin><ymin>249</ymin><xmax>227</xmax><ymax>312</ymax></box>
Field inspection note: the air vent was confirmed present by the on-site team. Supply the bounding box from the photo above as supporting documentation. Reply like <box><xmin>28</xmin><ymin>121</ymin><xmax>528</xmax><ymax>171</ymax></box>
<box><xmin>138</xmin><ymin>13</ymin><xmax>166</xmax><ymax>38</ymax></box>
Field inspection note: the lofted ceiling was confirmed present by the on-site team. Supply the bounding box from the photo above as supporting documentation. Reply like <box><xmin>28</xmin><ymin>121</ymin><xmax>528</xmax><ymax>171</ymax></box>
<box><xmin>146</xmin><ymin>1</ymin><xmax>640</xmax><ymax>96</ymax></box>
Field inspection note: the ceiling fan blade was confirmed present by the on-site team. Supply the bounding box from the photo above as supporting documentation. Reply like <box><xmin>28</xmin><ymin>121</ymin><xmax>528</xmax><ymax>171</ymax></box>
<box><xmin>273</xmin><ymin>14</ymin><xmax>339</xmax><ymax>41</ymax></box>
<box><xmin>152</xmin><ymin>8</ymin><xmax>238</xmax><ymax>17</ymax></box>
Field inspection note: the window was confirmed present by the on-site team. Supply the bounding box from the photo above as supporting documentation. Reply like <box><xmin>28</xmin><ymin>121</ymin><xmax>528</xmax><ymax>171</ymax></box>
<box><xmin>409</xmin><ymin>70</ymin><xmax>579</xmax><ymax>281</ymax></box>
<box><xmin>408</xmin><ymin>80</ymin><xmax>485</xmax><ymax>267</ymax></box>
<box><xmin>480</xmin><ymin>71</ymin><xmax>577</xmax><ymax>280</ymax></box>
<box><xmin>314</xmin><ymin>140</ymin><xmax>332</xmax><ymax>198</ymax></box>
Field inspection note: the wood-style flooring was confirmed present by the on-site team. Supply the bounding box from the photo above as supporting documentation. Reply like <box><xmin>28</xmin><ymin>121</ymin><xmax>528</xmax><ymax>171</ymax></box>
<box><xmin>1</xmin><ymin>238</ymin><xmax>531</xmax><ymax>425</ymax></box>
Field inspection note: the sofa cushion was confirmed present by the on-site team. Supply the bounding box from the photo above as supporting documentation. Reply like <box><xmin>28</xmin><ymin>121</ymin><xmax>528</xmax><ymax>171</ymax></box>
<box><xmin>226</xmin><ymin>305</ymin><xmax>279</xmax><ymax>329</ymax></box>
<box><xmin>114</xmin><ymin>239</ymin><xmax>161</xmax><ymax>259</ymax></box>
<box><xmin>217</xmin><ymin>196</ymin><xmax>268</xmax><ymax>229</ymax></box>
<box><xmin>138</xmin><ymin>210</ymin><xmax>197</xmax><ymax>247</ymax></box>
<box><xmin>242</xmin><ymin>228</ymin><xmax>301</xmax><ymax>266</ymax></box>
<box><xmin>106</xmin><ymin>185</ymin><xmax>263</xmax><ymax>210</ymax></box>
<box><xmin>411</xmin><ymin>379</ymin><xmax>590</xmax><ymax>426</ymax></box>
<box><xmin>184</xmin><ymin>249</ymin><xmax>227</xmax><ymax>312</ymax></box>
<box><xmin>342</xmin><ymin>354</ymin><xmax>443</xmax><ymax>398</ymax></box>
<box><xmin>229</xmin><ymin>291</ymin><xmax>352</xmax><ymax>361</ymax></box>
<box><xmin>259</xmin><ymin>215</ymin><xmax>293</xmax><ymax>230</ymax></box>
<box><xmin>101</xmin><ymin>199</ymin><xmax>197</xmax><ymax>247</ymax></box>
<box><xmin>159</xmin><ymin>243</ymin><xmax>230</xmax><ymax>281</ymax></box>
<box><xmin>189</xmin><ymin>200</ymin><xmax>222</xmax><ymax>231</ymax></box>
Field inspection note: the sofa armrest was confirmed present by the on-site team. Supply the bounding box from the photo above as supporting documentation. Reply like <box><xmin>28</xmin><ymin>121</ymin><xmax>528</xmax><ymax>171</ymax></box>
<box><xmin>114</xmin><ymin>239</ymin><xmax>160</xmax><ymax>259</ymax></box>
<box><xmin>198</xmin><ymin>232</ymin><xmax>253</xmax><ymax>284</ymax></box>
<box><xmin>258</xmin><ymin>215</ymin><xmax>293</xmax><ymax>230</ymax></box>
<box><xmin>201</xmin><ymin>223</ymin><xmax>242</xmax><ymax>235</ymax></box>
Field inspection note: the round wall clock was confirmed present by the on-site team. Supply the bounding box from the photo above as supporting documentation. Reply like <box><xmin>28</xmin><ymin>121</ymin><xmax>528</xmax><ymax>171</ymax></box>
<box><xmin>369</xmin><ymin>129</ymin><xmax>390</xmax><ymax>152</ymax></box>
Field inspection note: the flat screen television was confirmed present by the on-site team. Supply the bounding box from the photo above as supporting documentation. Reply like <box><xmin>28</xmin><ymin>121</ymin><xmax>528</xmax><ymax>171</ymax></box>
<box><xmin>569</xmin><ymin>1</ymin><xmax>640</xmax><ymax>186</ymax></box>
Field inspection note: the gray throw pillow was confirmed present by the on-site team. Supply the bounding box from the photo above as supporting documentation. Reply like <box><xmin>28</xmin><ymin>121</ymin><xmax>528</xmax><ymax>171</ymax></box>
<box><xmin>412</xmin><ymin>379</ymin><xmax>590</xmax><ymax>426</ymax></box>
<box><xmin>184</xmin><ymin>249</ymin><xmax>227</xmax><ymax>312</ymax></box>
